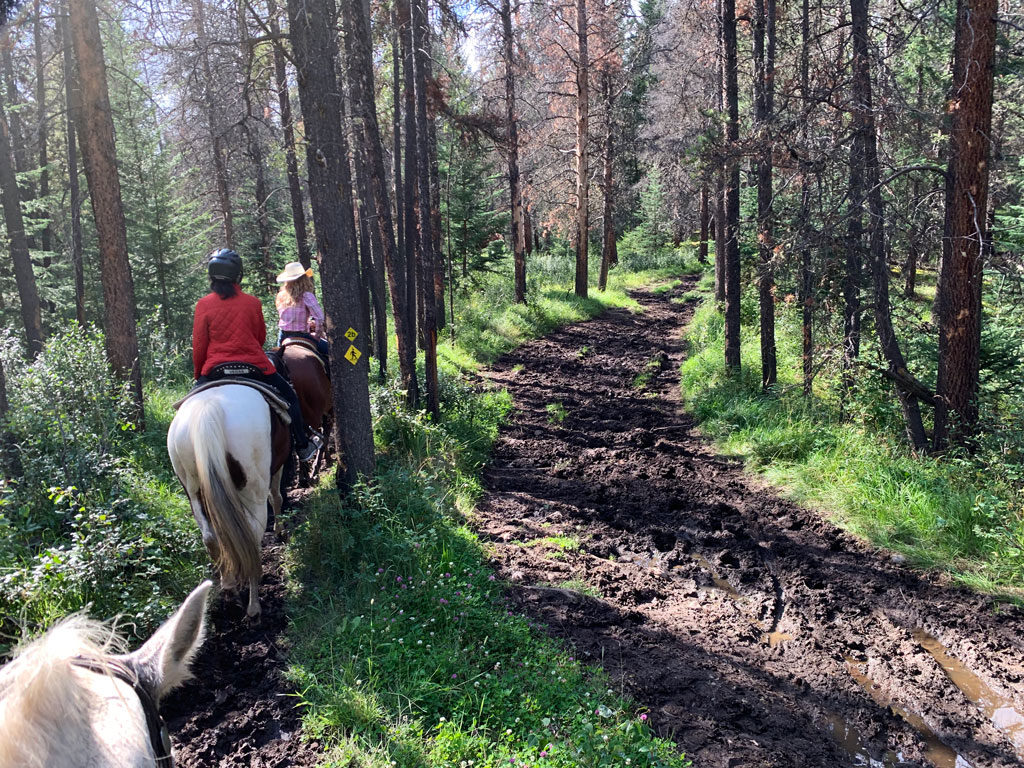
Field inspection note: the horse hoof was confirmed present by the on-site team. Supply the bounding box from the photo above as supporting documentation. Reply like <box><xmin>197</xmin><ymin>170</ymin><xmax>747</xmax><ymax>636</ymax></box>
<box><xmin>246</xmin><ymin>608</ymin><xmax>262</xmax><ymax>625</ymax></box>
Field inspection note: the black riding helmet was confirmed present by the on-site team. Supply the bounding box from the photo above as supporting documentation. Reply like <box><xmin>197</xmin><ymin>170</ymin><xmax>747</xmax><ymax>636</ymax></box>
<box><xmin>207</xmin><ymin>248</ymin><xmax>243</xmax><ymax>283</ymax></box>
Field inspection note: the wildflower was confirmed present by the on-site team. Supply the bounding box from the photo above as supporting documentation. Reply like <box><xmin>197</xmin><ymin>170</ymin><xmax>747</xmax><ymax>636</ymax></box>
<box><xmin>639</xmin><ymin>713</ymin><xmax>648</xmax><ymax>721</ymax></box>
<box><xmin>377</xmin><ymin>568</ymin><xmax>384</xmax><ymax>574</ymax></box>
<box><xmin>396</xmin><ymin>576</ymin><xmax>403</xmax><ymax>582</ymax></box>
<box><xmin>451</xmin><ymin>673</ymin><xmax>458</xmax><ymax>679</ymax></box>
<box><xmin>489</xmin><ymin>574</ymin><xmax>496</xmax><ymax>581</ymax></box>
<box><xmin>440</xmin><ymin>598</ymin><xmax>448</xmax><ymax>605</ymax></box>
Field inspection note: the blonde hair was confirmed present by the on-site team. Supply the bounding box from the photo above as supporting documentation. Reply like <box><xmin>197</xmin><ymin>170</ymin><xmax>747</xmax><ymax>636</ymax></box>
<box><xmin>275</xmin><ymin>275</ymin><xmax>315</xmax><ymax>311</ymax></box>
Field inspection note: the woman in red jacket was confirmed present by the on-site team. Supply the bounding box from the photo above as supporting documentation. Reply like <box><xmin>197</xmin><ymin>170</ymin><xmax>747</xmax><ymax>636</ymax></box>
<box><xmin>192</xmin><ymin>249</ymin><xmax>322</xmax><ymax>462</ymax></box>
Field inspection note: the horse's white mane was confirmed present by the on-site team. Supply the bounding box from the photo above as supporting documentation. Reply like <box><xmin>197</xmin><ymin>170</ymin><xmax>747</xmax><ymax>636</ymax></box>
<box><xmin>0</xmin><ymin>615</ymin><xmax>125</xmax><ymax>768</ymax></box>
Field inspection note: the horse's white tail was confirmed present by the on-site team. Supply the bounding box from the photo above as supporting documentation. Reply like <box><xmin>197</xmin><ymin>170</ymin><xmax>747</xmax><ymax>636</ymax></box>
<box><xmin>187</xmin><ymin>397</ymin><xmax>261</xmax><ymax>590</ymax></box>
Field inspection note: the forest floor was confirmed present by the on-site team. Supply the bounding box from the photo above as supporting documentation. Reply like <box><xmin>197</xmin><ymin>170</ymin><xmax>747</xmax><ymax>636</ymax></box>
<box><xmin>474</xmin><ymin>278</ymin><xmax>1024</xmax><ymax>768</ymax></box>
<box><xmin>160</xmin><ymin>277</ymin><xmax>1024</xmax><ymax>768</ymax></box>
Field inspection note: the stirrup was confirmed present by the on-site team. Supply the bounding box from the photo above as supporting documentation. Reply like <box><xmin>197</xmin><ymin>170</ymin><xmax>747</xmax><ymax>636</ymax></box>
<box><xmin>297</xmin><ymin>431</ymin><xmax>324</xmax><ymax>463</ymax></box>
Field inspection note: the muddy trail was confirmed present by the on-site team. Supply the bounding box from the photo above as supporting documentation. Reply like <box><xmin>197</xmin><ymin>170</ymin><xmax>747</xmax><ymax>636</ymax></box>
<box><xmin>476</xmin><ymin>279</ymin><xmax>1024</xmax><ymax>768</ymax></box>
<box><xmin>162</xmin><ymin>523</ymin><xmax>322</xmax><ymax>767</ymax></box>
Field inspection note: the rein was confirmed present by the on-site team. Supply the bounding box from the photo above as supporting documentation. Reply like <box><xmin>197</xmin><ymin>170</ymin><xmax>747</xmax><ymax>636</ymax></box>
<box><xmin>70</xmin><ymin>656</ymin><xmax>174</xmax><ymax>766</ymax></box>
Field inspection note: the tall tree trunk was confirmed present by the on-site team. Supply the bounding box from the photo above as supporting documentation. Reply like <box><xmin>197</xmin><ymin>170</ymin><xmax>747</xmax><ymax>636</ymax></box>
<box><xmin>392</xmin><ymin>9</ymin><xmax>404</xmax><ymax>275</ymax></box>
<box><xmin>598</xmin><ymin>70</ymin><xmax>615</xmax><ymax>292</ymax></box>
<box><xmin>412</xmin><ymin>0</ymin><xmax>439</xmax><ymax>415</ymax></box>
<box><xmin>60</xmin><ymin>4</ymin><xmax>85</xmax><ymax>325</ymax></box>
<box><xmin>850</xmin><ymin>0</ymin><xmax>928</xmax><ymax>451</ymax></box>
<box><xmin>722</xmin><ymin>0</ymin><xmax>741</xmax><ymax>370</ymax></box>
<box><xmin>697</xmin><ymin>183</ymin><xmax>709</xmax><ymax>265</ymax></box>
<box><xmin>33</xmin><ymin>0</ymin><xmax>50</xmax><ymax>256</ymax></box>
<box><xmin>192</xmin><ymin>0</ymin><xmax>234</xmax><ymax>247</ymax></box>
<box><xmin>2</xmin><ymin>28</ymin><xmax>33</xmax><ymax>208</ymax></box>
<box><xmin>400</xmin><ymin>0</ymin><xmax>419</xmax><ymax>366</ymax></box>
<box><xmin>754</xmin><ymin>0</ymin><xmax>776</xmax><ymax>388</ymax></box>
<box><xmin>933</xmin><ymin>0</ymin><xmax>997</xmax><ymax>450</ymax></box>
<box><xmin>342</xmin><ymin>0</ymin><xmax>420</xmax><ymax>394</ymax></box>
<box><xmin>69</xmin><ymin>0</ymin><xmax>144</xmax><ymax>425</ymax></box>
<box><xmin>523</xmin><ymin>194</ymin><xmax>534</xmax><ymax>257</ymax></box>
<box><xmin>904</xmin><ymin>63</ymin><xmax>924</xmax><ymax>299</ymax></box>
<box><xmin>287</xmin><ymin>0</ymin><xmax>374</xmax><ymax>489</ymax></box>
<box><xmin>573</xmin><ymin>0</ymin><xmax>589</xmax><ymax>298</ymax></box>
<box><xmin>268</xmin><ymin>0</ymin><xmax>311</xmax><ymax>269</ymax></box>
<box><xmin>501</xmin><ymin>0</ymin><xmax>526</xmax><ymax>303</ymax></box>
<box><xmin>798</xmin><ymin>0</ymin><xmax>812</xmax><ymax>395</ymax></box>
<box><xmin>0</xmin><ymin>91</ymin><xmax>45</xmax><ymax>357</ymax></box>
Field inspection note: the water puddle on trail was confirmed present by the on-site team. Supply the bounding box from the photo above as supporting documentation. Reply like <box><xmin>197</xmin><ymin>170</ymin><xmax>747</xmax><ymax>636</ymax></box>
<box><xmin>843</xmin><ymin>657</ymin><xmax>971</xmax><ymax>768</ymax></box>
<box><xmin>913</xmin><ymin>629</ymin><xmax>1024</xmax><ymax>759</ymax></box>
<box><xmin>824</xmin><ymin>713</ymin><xmax>904</xmax><ymax>768</ymax></box>
<box><xmin>691</xmin><ymin>553</ymin><xmax>741</xmax><ymax>597</ymax></box>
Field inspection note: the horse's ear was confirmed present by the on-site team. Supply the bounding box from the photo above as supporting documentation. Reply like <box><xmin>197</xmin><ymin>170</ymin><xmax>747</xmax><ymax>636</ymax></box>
<box><xmin>125</xmin><ymin>580</ymin><xmax>213</xmax><ymax>702</ymax></box>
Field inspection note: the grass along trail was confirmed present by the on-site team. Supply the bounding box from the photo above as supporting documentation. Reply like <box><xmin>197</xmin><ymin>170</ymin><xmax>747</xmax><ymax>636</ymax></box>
<box><xmin>475</xmin><ymin>277</ymin><xmax>1024</xmax><ymax>768</ymax></box>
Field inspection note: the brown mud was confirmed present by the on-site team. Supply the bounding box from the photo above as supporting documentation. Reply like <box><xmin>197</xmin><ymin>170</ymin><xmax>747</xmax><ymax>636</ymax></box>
<box><xmin>475</xmin><ymin>279</ymin><xmax>1024</xmax><ymax>768</ymax></box>
<box><xmin>162</xmin><ymin>529</ymin><xmax>322</xmax><ymax>767</ymax></box>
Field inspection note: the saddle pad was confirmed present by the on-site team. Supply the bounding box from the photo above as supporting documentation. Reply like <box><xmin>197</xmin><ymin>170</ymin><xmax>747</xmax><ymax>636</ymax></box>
<box><xmin>173</xmin><ymin>379</ymin><xmax>292</xmax><ymax>425</ymax></box>
<box><xmin>282</xmin><ymin>337</ymin><xmax>329</xmax><ymax>376</ymax></box>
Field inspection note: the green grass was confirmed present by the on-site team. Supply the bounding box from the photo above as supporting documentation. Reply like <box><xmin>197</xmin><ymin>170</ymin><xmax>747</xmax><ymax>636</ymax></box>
<box><xmin>679</xmin><ymin>285</ymin><xmax>1024</xmax><ymax>599</ymax></box>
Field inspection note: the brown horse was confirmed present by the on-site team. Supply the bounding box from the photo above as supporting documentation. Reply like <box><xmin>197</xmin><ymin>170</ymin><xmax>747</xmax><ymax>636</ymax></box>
<box><xmin>281</xmin><ymin>339</ymin><xmax>332</xmax><ymax>479</ymax></box>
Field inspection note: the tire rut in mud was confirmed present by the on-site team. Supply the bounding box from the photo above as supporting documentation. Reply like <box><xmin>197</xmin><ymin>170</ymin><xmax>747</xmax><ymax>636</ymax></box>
<box><xmin>162</xmin><ymin>531</ymin><xmax>321</xmax><ymax>767</ymax></box>
<box><xmin>475</xmin><ymin>278</ymin><xmax>1024</xmax><ymax>768</ymax></box>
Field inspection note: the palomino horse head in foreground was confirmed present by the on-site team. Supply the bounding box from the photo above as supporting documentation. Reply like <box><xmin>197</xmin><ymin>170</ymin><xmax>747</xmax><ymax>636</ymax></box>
<box><xmin>168</xmin><ymin>384</ymin><xmax>289</xmax><ymax>619</ymax></box>
<box><xmin>0</xmin><ymin>580</ymin><xmax>212</xmax><ymax>768</ymax></box>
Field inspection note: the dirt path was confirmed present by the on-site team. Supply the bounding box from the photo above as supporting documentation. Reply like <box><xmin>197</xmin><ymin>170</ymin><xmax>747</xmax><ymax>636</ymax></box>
<box><xmin>475</xmin><ymin>279</ymin><xmax>1024</xmax><ymax>768</ymax></box>
<box><xmin>162</xmin><ymin>533</ymin><xmax>322</xmax><ymax>768</ymax></box>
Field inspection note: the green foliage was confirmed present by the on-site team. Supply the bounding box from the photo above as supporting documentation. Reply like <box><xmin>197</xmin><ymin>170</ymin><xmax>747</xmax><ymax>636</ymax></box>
<box><xmin>545</xmin><ymin>401</ymin><xmax>568</xmax><ymax>423</ymax></box>
<box><xmin>679</xmin><ymin>290</ymin><xmax>1024</xmax><ymax>596</ymax></box>
<box><xmin>286</xmin><ymin>372</ymin><xmax>689</xmax><ymax>767</ymax></box>
<box><xmin>0</xmin><ymin>328</ymin><xmax>205</xmax><ymax>650</ymax></box>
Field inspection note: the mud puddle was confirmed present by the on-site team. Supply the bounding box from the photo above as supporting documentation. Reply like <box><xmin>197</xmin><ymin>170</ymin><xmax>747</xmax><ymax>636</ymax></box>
<box><xmin>914</xmin><ymin>629</ymin><xmax>1024</xmax><ymax>758</ymax></box>
<box><xmin>476</xmin><ymin>279</ymin><xmax>1024</xmax><ymax>768</ymax></box>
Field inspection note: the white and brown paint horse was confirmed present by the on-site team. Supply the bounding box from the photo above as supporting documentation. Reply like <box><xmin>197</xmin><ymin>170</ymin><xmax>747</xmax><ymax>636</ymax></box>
<box><xmin>0</xmin><ymin>580</ymin><xmax>212</xmax><ymax>768</ymax></box>
<box><xmin>167</xmin><ymin>384</ymin><xmax>289</xmax><ymax>620</ymax></box>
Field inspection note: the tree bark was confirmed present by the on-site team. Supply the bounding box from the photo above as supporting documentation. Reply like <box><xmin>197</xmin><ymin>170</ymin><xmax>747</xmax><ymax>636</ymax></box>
<box><xmin>501</xmin><ymin>0</ymin><xmax>526</xmax><ymax>303</ymax></box>
<box><xmin>722</xmin><ymin>0</ymin><xmax>741</xmax><ymax>371</ymax></box>
<box><xmin>412</xmin><ymin>0</ymin><xmax>439</xmax><ymax>416</ymax></box>
<box><xmin>799</xmin><ymin>0</ymin><xmax>812</xmax><ymax>395</ymax></box>
<box><xmin>60</xmin><ymin>5</ymin><xmax>85</xmax><ymax>325</ymax></box>
<box><xmin>754</xmin><ymin>0</ymin><xmax>776</xmax><ymax>388</ymax></box>
<box><xmin>850</xmin><ymin>0</ymin><xmax>927</xmax><ymax>452</ymax></box>
<box><xmin>69</xmin><ymin>0</ymin><xmax>144</xmax><ymax>424</ymax></box>
<box><xmin>697</xmin><ymin>184</ymin><xmax>709</xmax><ymax>265</ymax></box>
<box><xmin>2</xmin><ymin>28</ymin><xmax>32</xmax><ymax>208</ymax></box>
<box><xmin>598</xmin><ymin>70</ymin><xmax>615</xmax><ymax>293</ymax></box>
<box><xmin>287</xmin><ymin>0</ymin><xmax>374</xmax><ymax>489</ymax></box>
<box><xmin>268</xmin><ymin>0</ymin><xmax>311</xmax><ymax>269</ymax></box>
<box><xmin>933</xmin><ymin>0</ymin><xmax>997</xmax><ymax>450</ymax></box>
<box><xmin>573</xmin><ymin>0</ymin><xmax>590</xmax><ymax>299</ymax></box>
<box><xmin>400</xmin><ymin>0</ymin><xmax>419</xmax><ymax>369</ymax></box>
<box><xmin>34</xmin><ymin>0</ymin><xmax>50</xmax><ymax>255</ymax></box>
<box><xmin>0</xmin><ymin>89</ymin><xmax>45</xmax><ymax>357</ymax></box>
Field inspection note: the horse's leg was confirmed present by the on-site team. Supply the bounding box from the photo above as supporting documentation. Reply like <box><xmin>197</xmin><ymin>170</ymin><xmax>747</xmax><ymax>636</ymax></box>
<box><xmin>270</xmin><ymin>467</ymin><xmax>284</xmax><ymax>539</ymax></box>
<box><xmin>186</xmin><ymin>484</ymin><xmax>221</xmax><ymax>574</ymax></box>
<box><xmin>246</xmin><ymin>572</ymin><xmax>261</xmax><ymax>622</ymax></box>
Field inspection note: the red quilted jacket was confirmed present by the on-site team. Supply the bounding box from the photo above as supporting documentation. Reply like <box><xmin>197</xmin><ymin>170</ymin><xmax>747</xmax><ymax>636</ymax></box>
<box><xmin>192</xmin><ymin>290</ymin><xmax>275</xmax><ymax>378</ymax></box>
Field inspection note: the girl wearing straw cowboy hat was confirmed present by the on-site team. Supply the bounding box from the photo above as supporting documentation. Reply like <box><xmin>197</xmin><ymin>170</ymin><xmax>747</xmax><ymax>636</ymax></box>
<box><xmin>275</xmin><ymin>261</ymin><xmax>330</xmax><ymax>364</ymax></box>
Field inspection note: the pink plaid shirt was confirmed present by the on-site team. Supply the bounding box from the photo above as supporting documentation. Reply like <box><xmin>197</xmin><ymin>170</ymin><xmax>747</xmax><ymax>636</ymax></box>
<box><xmin>278</xmin><ymin>291</ymin><xmax>326</xmax><ymax>334</ymax></box>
